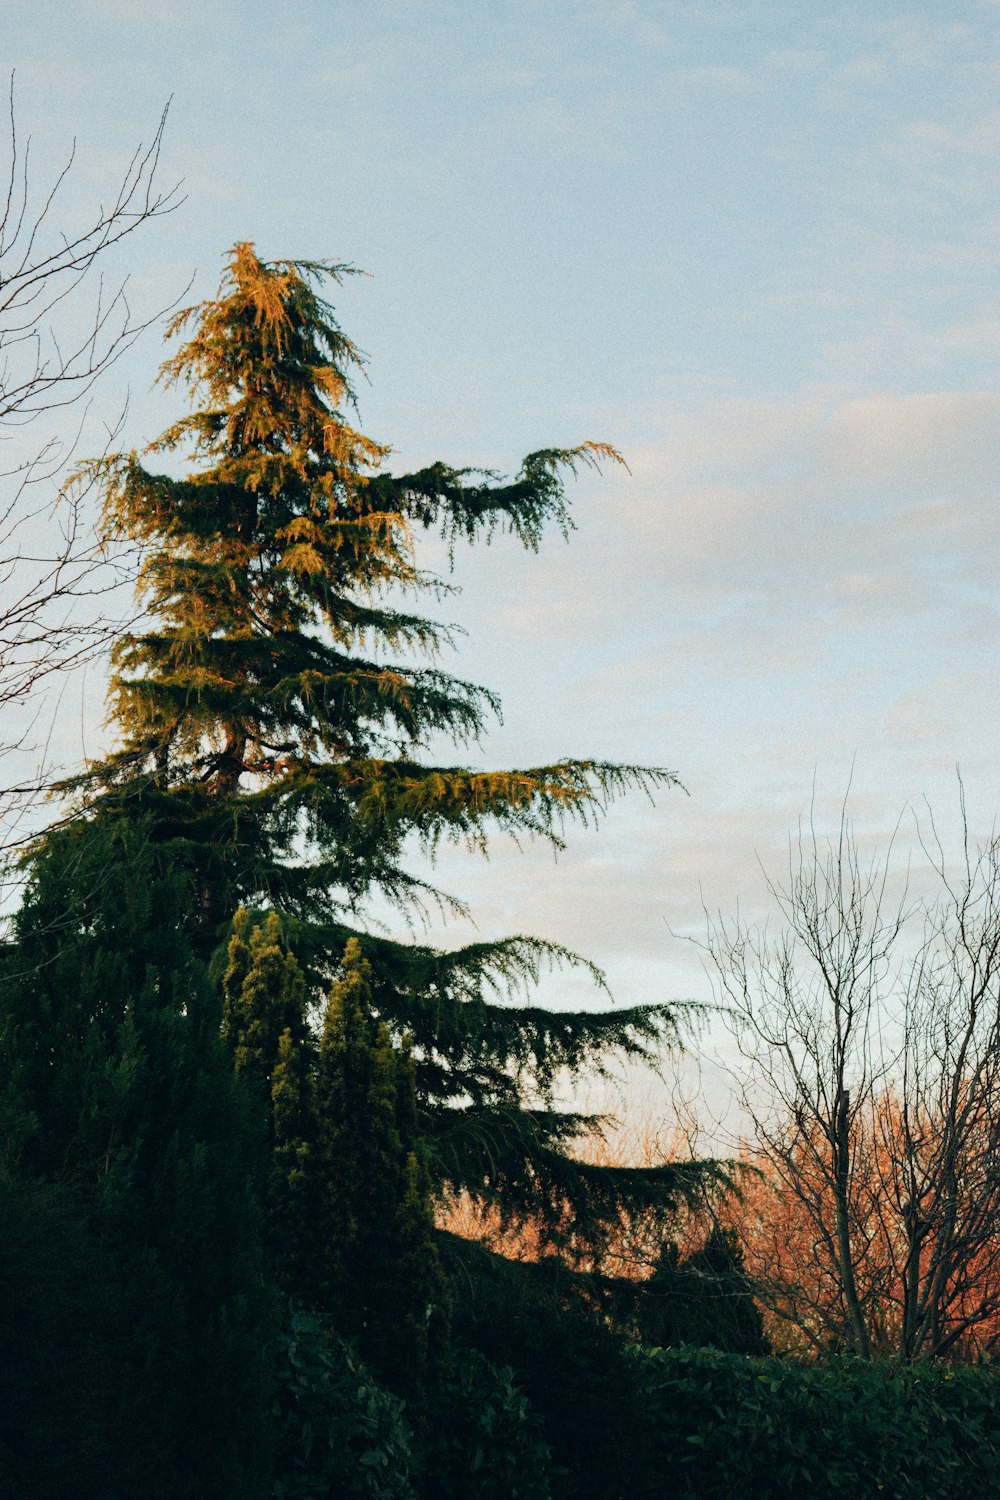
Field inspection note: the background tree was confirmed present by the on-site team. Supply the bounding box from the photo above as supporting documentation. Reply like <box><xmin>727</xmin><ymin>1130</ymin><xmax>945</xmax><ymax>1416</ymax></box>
<box><xmin>633</xmin><ymin>1226</ymin><xmax>767</xmax><ymax>1355</ymax></box>
<box><xmin>706</xmin><ymin>799</ymin><xmax>1000</xmax><ymax>1361</ymax></box>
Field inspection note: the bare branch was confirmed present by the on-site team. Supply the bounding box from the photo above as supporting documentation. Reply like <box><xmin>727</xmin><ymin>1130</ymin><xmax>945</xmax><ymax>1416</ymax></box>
<box><xmin>0</xmin><ymin>77</ymin><xmax>185</xmax><ymax>426</ymax></box>
<box><xmin>0</xmin><ymin>81</ymin><xmax>182</xmax><ymax>879</ymax></box>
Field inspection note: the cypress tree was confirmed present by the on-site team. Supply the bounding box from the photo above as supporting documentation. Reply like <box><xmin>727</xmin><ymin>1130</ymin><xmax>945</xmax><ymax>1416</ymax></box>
<box><xmin>72</xmin><ymin>241</ymin><xmax>698</xmax><ymax>1250</ymax></box>
<box><xmin>222</xmin><ymin>909</ymin><xmax>315</xmax><ymax>1301</ymax></box>
<box><xmin>316</xmin><ymin>937</ymin><xmax>449</xmax><ymax>1407</ymax></box>
<box><xmin>222</xmin><ymin>912</ymin><xmax>447</xmax><ymax>1450</ymax></box>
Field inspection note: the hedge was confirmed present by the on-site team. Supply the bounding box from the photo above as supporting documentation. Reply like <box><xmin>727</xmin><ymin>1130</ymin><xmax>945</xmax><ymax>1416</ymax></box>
<box><xmin>630</xmin><ymin>1345</ymin><xmax>1000</xmax><ymax>1500</ymax></box>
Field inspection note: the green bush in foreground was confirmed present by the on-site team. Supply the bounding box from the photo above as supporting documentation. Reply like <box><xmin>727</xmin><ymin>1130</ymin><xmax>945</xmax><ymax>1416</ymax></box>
<box><xmin>271</xmin><ymin>1314</ymin><xmax>550</xmax><ymax>1500</ymax></box>
<box><xmin>0</xmin><ymin>1179</ymin><xmax>136</xmax><ymax>1500</ymax></box>
<box><xmin>632</xmin><ymin>1346</ymin><xmax>1000</xmax><ymax>1500</ymax></box>
<box><xmin>426</xmin><ymin>1347</ymin><xmax>553</xmax><ymax>1500</ymax></box>
<box><xmin>442</xmin><ymin>1234</ymin><xmax>648</xmax><ymax>1500</ymax></box>
<box><xmin>271</xmin><ymin>1314</ymin><xmax>415</xmax><ymax>1500</ymax></box>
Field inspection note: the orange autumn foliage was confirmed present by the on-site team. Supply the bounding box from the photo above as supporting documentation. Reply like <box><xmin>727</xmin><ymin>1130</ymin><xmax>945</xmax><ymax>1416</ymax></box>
<box><xmin>439</xmin><ymin>1089</ymin><xmax>1000</xmax><ymax>1363</ymax></box>
<box><xmin>725</xmin><ymin>1091</ymin><xmax>1000</xmax><ymax>1360</ymax></box>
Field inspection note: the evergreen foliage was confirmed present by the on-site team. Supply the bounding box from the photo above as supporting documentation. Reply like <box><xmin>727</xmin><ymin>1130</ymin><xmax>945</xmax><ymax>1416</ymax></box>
<box><xmin>428</xmin><ymin>1347</ymin><xmax>553</xmax><ymax>1500</ymax></box>
<box><xmin>70</xmin><ymin>240</ymin><xmax>692</xmax><ymax>1238</ymax></box>
<box><xmin>222</xmin><ymin>911</ymin><xmax>449</xmax><ymax>1408</ymax></box>
<box><xmin>271</xmin><ymin>1313</ymin><xmax>416</xmax><ymax>1500</ymax></box>
<box><xmin>0</xmin><ymin>819</ymin><xmax>276</xmax><ymax>1500</ymax></box>
<box><xmin>630</xmin><ymin>1228</ymin><xmax>768</xmax><ymax>1355</ymax></box>
<box><xmin>442</xmin><ymin>1233</ymin><xmax>650</xmax><ymax>1500</ymax></box>
<box><xmin>0</xmin><ymin>1178</ymin><xmax>136</xmax><ymax>1500</ymax></box>
<box><xmin>316</xmin><ymin>937</ymin><xmax>449</xmax><ymax>1404</ymax></box>
<box><xmin>223</xmin><ymin>908</ymin><xmax>316</xmax><ymax>1301</ymax></box>
<box><xmin>631</xmin><ymin>1346</ymin><xmax>1000</xmax><ymax>1500</ymax></box>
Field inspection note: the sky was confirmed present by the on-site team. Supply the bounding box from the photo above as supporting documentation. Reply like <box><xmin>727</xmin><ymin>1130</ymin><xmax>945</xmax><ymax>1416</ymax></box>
<box><xmin>5</xmin><ymin>1</ymin><xmax>1000</xmax><ymax>1114</ymax></box>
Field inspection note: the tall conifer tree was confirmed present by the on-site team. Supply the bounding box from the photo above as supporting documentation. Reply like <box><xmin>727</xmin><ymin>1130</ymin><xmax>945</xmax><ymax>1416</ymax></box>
<box><xmin>76</xmin><ymin>243</ymin><xmax>694</xmax><ymax>1235</ymax></box>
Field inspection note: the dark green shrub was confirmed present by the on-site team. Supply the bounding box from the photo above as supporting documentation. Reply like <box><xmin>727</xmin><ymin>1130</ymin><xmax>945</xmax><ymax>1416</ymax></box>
<box><xmin>634</xmin><ymin>1227</ymin><xmax>768</xmax><ymax>1356</ymax></box>
<box><xmin>442</xmin><ymin>1235</ymin><xmax>648</xmax><ymax>1500</ymax></box>
<box><xmin>0</xmin><ymin>1178</ymin><xmax>139</xmax><ymax>1500</ymax></box>
<box><xmin>426</xmin><ymin>1347</ymin><xmax>552</xmax><ymax>1500</ymax></box>
<box><xmin>271</xmin><ymin>1313</ymin><xmax>416</xmax><ymax>1500</ymax></box>
<box><xmin>1</xmin><ymin>820</ymin><xmax>276</xmax><ymax>1499</ymax></box>
<box><xmin>631</xmin><ymin>1345</ymin><xmax>1000</xmax><ymax>1500</ymax></box>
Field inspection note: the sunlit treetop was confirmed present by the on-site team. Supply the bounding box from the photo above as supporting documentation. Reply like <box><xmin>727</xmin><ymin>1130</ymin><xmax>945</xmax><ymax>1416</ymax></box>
<box><xmin>82</xmin><ymin>242</ymin><xmax>669</xmax><ymax>917</ymax></box>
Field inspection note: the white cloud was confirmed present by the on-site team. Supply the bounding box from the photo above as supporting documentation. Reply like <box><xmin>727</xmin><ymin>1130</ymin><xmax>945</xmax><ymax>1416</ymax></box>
<box><xmin>633</xmin><ymin>19</ymin><xmax>676</xmax><ymax>50</ymax></box>
<box><xmin>820</xmin><ymin>392</ymin><xmax>1000</xmax><ymax>490</ymax></box>
<box><xmin>474</xmin><ymin>390</ymin><xmax>1000</xmax><ymax>676</ymax></box>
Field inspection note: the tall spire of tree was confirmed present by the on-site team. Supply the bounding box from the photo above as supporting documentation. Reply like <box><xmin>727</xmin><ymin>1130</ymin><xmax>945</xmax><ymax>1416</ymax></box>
<box><xmin>316</xmin><ymin>938</ymin><xmax>449</xmax><ymax>1408</ymax></box>
<box><xmin>223</xmin><ymin>909</ymin><xmax>315</xmax><ymax>1302</ymax></box>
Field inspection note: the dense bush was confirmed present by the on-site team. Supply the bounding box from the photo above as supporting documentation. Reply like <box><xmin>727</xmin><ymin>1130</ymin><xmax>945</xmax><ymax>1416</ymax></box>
<box><xmin>1</xmin><ymin>821</ymin><xmax>276</xmax><ymax>1499</ymax></box>
<box><xmin>265</xmin><ymin>1301</ymin><xmax>1000</xmax><ymax>1500</ymax></box>
<box><xmin>631</xmin><ymin>1345</ymin><xmax>1000</xmax><ymax>1500</ymax></box>
<box><xmin>272</xmin><ymin>1314</ymin><xmax>555</xmax><ymax>1500</ymax></box>
<box><xmin>426</xmin><ymin>1347</ymin><xmax>553</xmax><ymax>1500</ymax></box>
<box><xmin>0</xmin><ymin>1178</ymin><xmax>140</xmax><ymax>1500</ymax></box>
<box><xmin>271</xmin><ymin>1313</ymin><xmax>416</xmax><ymax>1500</ymax></box>
<box><xmin>442</xmin><ymin>1235</ymin><xmax>649</xmax><ymax>1500</ymax></box>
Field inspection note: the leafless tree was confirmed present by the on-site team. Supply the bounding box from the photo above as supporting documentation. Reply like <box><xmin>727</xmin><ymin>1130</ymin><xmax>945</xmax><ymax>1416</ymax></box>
<box><xmin>0</xmin><ymin>78</ymin><xmax>182</xmax><ymax>860</ymax></box>
<box><xmin>0</xmin><ymin>77</ymin><xmax>181</xmax><ymax>426</ymax></box>
<box><xmin>705</xmin><ymin>795</ymin><xmax>1000</xmax><ymax>1362</ymax></box>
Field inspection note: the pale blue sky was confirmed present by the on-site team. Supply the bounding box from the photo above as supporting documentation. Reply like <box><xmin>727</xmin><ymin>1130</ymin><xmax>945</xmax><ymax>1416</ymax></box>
<box><xmin>7</xmin><ymin>2</ymin><xmax>1000</xmax><ymax>1032</ymax></box>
